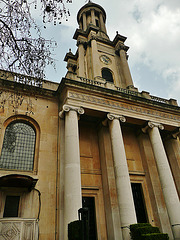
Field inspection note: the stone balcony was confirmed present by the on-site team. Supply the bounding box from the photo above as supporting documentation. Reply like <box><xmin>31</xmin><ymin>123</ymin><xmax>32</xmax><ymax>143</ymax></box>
<box><xmin>0</xmin><ymin>218</ymin><xmax>38</xmax><ymax>240</ymax></box>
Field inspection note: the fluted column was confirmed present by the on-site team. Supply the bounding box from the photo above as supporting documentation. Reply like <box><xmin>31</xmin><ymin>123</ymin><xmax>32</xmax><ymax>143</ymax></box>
<box><xmin>59</xmin><ymin>105</ymin><xmax>84</xmax><ymax>240</ymax></box>
<box><xmin>117</xmin><ymin>45</ymin><xmax>133</xmax><ymax>87</ymax></box>
<box><xmin>143</xmin><ymin>122</ymin><xmax>180</xmax><ymax>239</ymax></box>
<box><xmin>107</xmin><ymin>113</ymin><xmax>137</xmax><ymax>240</ymax></box>
<box><xmin>77</xmin><ymin>40</ymin><xmax>85</xmax><ymax>78</ymax></box>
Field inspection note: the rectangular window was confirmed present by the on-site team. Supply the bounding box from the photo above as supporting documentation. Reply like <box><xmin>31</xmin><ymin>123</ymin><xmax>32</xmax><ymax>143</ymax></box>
<box><xmin>3</xmin><ymin>196</ymin><xmax>20</xmax><ymax>217</ymax></box>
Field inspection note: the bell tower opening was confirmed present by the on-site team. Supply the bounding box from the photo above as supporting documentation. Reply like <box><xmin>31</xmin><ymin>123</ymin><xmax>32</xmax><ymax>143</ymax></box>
<box><xmin>102</xmin><ymin>68</ymin><xmax>113</xmax><ymax>83</ymax></box>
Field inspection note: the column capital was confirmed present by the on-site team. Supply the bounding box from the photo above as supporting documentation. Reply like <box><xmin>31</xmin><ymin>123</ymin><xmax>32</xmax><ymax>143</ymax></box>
<box><xmin>59</xmin><ymin>105</ymin><xmax>85</xmax><ymax>119</ymax></box>
<box><xmin>107</xmin><ymin>113</ymin><xmax>126</xmax><ymax>123</ymax></box>
<box><xmin>76</xmin><ymin>40</ymin><xmax>86</xmax><ymax>47</ymax></box>
<box><xmin>142</xmin><ymin>121</ymin><xmax>164</xmax><ymax>133</ymax></box>
<box><xmin>172</xmin><ymin>127</ymin><xmax>180</xmax><ymax>139</ymax></box>
<box><xmin>115</xmin><ymin>43</ymin><xmax>129</xmax><ymax>53</ymax></box>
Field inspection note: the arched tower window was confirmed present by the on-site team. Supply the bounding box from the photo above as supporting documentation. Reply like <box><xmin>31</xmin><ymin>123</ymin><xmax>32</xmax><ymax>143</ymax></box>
<box><xmin>102</xmin><ymin>68</ymin><xmax>113</xmax><ymax>83</ymax></box>
<box><xmin>0</xmin><ymin>122</ymin><xmax>36</xmax><ymax>171</ymax></box>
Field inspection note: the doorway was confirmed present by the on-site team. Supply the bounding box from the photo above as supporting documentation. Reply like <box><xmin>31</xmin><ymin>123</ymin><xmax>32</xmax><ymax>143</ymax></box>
<box><xmin>131</xmin><ymin>183</ymin><xmax>148</xmax><ymax>223</ymax></box>
<box><xmin>82</xmin><ymin>196</ymin><xmax>98</xmax><ymax>240</ymax></box>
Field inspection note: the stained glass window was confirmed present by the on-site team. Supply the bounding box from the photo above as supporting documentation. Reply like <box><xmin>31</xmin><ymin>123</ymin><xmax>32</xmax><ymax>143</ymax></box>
<box><xmin>0</xmin><ymin>122</ymin><xmax>36</xmax><ymax>171</ymax></box>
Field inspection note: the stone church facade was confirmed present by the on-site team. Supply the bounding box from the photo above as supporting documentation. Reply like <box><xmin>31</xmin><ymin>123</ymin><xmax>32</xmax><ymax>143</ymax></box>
<box><xmin>0</xmin><ymin>2</ymin><xmax>180</xmax><ymax>240</ymax></box>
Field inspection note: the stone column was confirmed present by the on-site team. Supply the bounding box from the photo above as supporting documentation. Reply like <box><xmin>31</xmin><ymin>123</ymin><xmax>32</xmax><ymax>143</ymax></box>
<box><xmin>117</xmin><ymin>45</ymin><xmax>133</xmax><ymax>88</ymax></box>
<box><xmin>164</xmin><ymin>129</ymin><xmax>180</xmax><ymax>198</ymax></box>
<box><xmin>83</xmin><ymin>12</ymin><xmax>87</xmax><ymax>31</ymax></box>
<box><xmin>77</xmin><ymin>40</ymin><xmax>85</xmax><ymax>78</ymax></box>
<box><xmin>99</xmin><ymin>12</ymin><xmax>107</xmax><ymax>34</ymax></box>
<box><xmin>107</xmin><ymin>113</ymin><xmax>137</xmax><ymax>240</ymax></box>
<box><xmin>143</xmin><ymin>122</ymin><xmax>180</xmax><ymax>240</ymax></box>
<box><xmin>59</xmin><ymin>105</ymin><xmax>84</xmax><ymax>240</ymax></box>
<box><xmin>91</xmin><ymin>9</ymin><xmax>96</xmax><ymax>25</ymax></box>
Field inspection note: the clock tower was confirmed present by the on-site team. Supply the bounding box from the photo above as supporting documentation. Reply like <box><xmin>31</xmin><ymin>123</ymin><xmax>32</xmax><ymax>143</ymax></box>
<box><xmin>64</xmin><ymin>1</ymin><xmax>136</xmax><ymax>90</ymax></box>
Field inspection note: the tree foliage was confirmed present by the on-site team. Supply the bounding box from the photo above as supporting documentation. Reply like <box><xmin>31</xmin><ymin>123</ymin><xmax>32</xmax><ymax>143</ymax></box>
<box><xmin>0</xmin><ymin>0</ymin><xmax>72</xmax><ymax>79</ymax></box>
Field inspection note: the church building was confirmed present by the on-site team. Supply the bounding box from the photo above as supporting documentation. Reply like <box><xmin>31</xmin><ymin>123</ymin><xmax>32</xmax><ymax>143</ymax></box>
<box><xmin>0</xmin><ymin>2</ymin><xmax>180</xmax><ymax>240</ymax></box>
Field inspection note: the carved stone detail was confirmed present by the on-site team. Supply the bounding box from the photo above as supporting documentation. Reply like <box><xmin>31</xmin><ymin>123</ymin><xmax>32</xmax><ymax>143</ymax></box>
<box><xmin>172</xmin><ymin>127</ymin><xmax>180</xmax><ymax>139</ymax></box>
<box><xmin>90</xmin><ymin>34</ymin><xmax>97</xmax><ymax>41</ymax></box>
<box><xmin>115</xmin><ymin>43</ymin><xmax>129</xmax><ymax>54</ymax></box>
<box><xmin>1</xmin><ymin>222</ymin><xmax>21</xmax><ymax>240</ymax></box>
<box><xmin>0</xmin><ymin>219</ymin><xmax>38</xmax><ymax>240</ymax></box>
<box><xmin>76</xmin><ymin>40</ymin><xmax>86</xmax><ymax>47</ymax></box>
<box><xmin>142</xmin><ymin>121</ymin><xmax>164</xmax><ymax>133</ymax></box>
<box><xmin>59</xmin><ymin>105</ymin><xmax>85</xmax><ymax>119</ymax></box>
<box><xmin>107</xmin><ymin>113</ymin><xmax>126</xmax><ymax>123</ymax></box>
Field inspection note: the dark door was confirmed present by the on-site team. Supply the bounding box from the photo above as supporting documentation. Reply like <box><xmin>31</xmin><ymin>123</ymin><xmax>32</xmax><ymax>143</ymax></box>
<box><xmin>131</xmin><ymin>183</ymin><xmax>148</xmax><ymax>223</ymax></box>
<box><xmin>82</xmin><ymin>197</ymin><xmax>98</xmax><ymax>240</ymax></box>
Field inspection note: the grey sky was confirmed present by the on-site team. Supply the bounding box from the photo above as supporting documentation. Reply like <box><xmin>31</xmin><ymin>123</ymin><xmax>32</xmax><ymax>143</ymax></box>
<box><xmin>37</xmin><ymin>0</ymin><xmax>180</xmax><ymax>104</ymax></box>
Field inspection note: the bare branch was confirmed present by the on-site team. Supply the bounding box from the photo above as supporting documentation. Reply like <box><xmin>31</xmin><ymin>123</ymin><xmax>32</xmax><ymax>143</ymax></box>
<box><xmin>0</xmin><ymin>0</ymin><xmax>72</xmax><ymax>80</ymax></box>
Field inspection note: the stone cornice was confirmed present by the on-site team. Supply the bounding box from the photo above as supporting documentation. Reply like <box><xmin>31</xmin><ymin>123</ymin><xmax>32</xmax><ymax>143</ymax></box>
<box><xmin>0</xmin><ymin>77</ymin><xmax>57</xmax><ymax>99</ymax></box>
<box><xmin>64</xmin><ymin>51</ymin><xmax>77</xmax><ymax>62</ymax></box>
<box><xmin>113</xmin><ymin>33</ymin><xmax>127</xmax><ymax>45</ymax></box>
<box><xmin>73</xmin><ymin>28</ymin><xmax>114</xmax><ymax>47</ymax></box>
<box><xmin>57</xmin><ymin>78</ymin><xmax>180</xmax><ymax>113</ymax></box>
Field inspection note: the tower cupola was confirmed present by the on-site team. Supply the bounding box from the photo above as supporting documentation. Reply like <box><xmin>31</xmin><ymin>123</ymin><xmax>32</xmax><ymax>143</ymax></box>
<box><xmin>65</xmin><ymin>1</ymin><xmax>135</xmax><ymax>90</ymax></box>
<box><xmin>77</xmin><ymin>1</ymin><xmax>107</xmax><ymax>37</ymax></box>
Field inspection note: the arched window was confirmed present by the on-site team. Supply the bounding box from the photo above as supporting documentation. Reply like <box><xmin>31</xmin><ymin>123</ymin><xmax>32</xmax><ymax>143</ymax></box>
<box><xmin>0</xmin><ymin>122</ymin><xmax>36</xmax><ymax>171</ymax></box>
<box><xmin>102</xmin><ymin>68</ymin><xmax>113</xmax><ymax>83</ymax></box>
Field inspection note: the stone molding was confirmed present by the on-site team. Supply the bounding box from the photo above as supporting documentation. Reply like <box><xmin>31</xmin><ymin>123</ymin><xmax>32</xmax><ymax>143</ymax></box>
<box><xmin>59</xmin><ymin>104</ymin><xmax>84</xmax><ymax>119</ymax></box>
<box><xmin>142</xmin><ymin>121</ymin><xmax>164</xmax><ymax>133</ymax></box>
<box><xmin>68</xmin><ymin>91</ymin><xmax>180</xmax><ymax>122</ymax></box>
<box><xmin>107</xmin><ymin>113</ymin><xmax>126</xmax><ymax>122</ymax></box>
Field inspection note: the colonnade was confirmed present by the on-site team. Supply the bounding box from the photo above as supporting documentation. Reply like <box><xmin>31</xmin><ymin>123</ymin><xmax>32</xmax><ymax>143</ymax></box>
<box><xmin>60</xmin><ymin>105</ymin><xmax>180</xmax><ymax>240</ymax></box>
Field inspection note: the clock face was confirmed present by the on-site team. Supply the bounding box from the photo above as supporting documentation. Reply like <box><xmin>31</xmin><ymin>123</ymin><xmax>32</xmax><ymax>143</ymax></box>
<box><xmin>100</xmin><ymin>55</ymin><xmax>111</xmax><ymax>65</ymax></box>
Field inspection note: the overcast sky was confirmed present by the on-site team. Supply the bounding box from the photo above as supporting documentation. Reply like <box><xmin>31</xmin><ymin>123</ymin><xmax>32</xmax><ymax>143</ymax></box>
<box><xmin>40</xmin><ymin>0</ymin><xmax>180</xmax><ymax>104</ymax></box>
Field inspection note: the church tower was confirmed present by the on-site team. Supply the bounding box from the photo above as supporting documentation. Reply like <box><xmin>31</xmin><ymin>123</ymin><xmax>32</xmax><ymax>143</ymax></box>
<box><xmin>61</xmin><ymin>2</ymin><xmax>180</xmax><ymax>240</ymax></box>
<box><xmin>64</xmin><ymin>1</ymin><xmax>136</xmax><ymax>90</ymax></box>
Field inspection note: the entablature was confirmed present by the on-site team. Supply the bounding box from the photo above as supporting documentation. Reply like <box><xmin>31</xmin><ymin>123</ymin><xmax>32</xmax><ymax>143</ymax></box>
<box><xmin>58</xmin><ymin>77</ymin><xmax>180</xmax><ymax>129</ymax></box>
